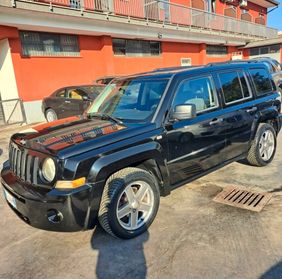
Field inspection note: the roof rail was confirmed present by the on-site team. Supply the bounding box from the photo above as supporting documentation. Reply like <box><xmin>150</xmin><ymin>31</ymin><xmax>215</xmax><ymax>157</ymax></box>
<box><xmin>207</xmin><ymin>60</ymin><xmax>260</xmax><ymax>67</ymax></box>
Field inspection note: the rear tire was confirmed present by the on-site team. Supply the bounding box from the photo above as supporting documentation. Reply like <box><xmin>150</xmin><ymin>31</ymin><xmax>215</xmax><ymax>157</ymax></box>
<box><xmin>45</xmin><ymin>109</ymin><xmax>58</xmax><ymax>122</ymax></box>
<box><xmin>98</xmin><ymin>167</ymin><xmax>160</xmax><ymax>239</ymax></box>
<box><xmin>246</xmin><ymin>123</ymin><xmax>277</xmax><ymax>167</ymax></box>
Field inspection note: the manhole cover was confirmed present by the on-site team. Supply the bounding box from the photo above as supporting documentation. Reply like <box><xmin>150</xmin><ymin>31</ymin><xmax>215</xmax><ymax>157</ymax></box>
<box><xmin>213</xmin><ymin>186</ymin><xmax>273</xmax><ymax>212</ymax></box>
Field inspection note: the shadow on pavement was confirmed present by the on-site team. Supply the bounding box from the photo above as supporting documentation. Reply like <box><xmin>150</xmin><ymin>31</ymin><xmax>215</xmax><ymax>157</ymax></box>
<box><xmin>0</xmin><ymin>148</ymin><xmax>2</xmax><ymax>157</ymax></box>
<box><xmin>91</xmin><ymin>226</ymin><xmax>149</xmax><ymax>279</ymax></box>
<box><xmin>260</xmin><ymin>261</ymin><xmax>282</xmax><ymax>279</ymax></box>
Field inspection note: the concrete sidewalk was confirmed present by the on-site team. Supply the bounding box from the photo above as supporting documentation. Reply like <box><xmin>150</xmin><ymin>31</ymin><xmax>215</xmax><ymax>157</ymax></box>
<box><xmin>0</xmin><ymin>125</ymin><xmax>281</xmax><ymax>279</ymax></box>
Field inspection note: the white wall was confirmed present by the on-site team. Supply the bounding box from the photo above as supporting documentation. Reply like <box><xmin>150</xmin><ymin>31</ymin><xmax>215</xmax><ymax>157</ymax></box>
<box><xmin>0</xmin><ymin>39</ymin><xmax>23</xmax><ymax>123</ymax></box>
<box><xmin>0</xmin><ymin>39</ymin><xmax>19</xmax><ymax>100</ymax></box>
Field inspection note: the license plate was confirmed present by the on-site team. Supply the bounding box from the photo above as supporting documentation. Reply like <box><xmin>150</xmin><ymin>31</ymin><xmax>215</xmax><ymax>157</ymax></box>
<box><xmin>3</xmin><ymin>189</ymin><xmax>17</xmax><ymax>209</ymax></box>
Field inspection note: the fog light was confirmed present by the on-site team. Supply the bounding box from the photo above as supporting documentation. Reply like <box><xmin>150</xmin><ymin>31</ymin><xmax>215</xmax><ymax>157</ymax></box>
<box><xmin>47</xmin><ymin>209</ymin><xmax>63</xmax><ymax>224</ymax></box>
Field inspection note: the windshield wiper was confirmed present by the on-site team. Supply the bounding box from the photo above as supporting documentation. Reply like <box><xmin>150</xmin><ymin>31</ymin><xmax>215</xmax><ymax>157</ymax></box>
<box><xmin>87</xmin><ymin>113</ymin><xmax>123</xmax><ymax>125</ymax></box>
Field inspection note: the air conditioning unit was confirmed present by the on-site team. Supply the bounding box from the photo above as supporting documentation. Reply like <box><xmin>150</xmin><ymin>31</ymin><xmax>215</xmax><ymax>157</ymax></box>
<box><xmin>239</xmin><ymin>0</ymin><xmax>248</xmax><ymax>7</ymax></box>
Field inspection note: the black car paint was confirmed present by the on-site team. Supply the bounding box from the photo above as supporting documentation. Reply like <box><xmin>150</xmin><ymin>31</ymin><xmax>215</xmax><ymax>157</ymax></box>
<box><xmin>1</xmin><ymin>62</ymin><xmax>282</xmax><ymax>232</ymax></box>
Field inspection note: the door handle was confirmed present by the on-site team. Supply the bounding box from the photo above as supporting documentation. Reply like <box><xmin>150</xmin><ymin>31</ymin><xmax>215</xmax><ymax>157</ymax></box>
<box><xmin>209</xmin><ymin>118</ymin><xmax>223</xmax><ymax>125</ymax></box>
<box><xmin>65</xmin><ymin>100</ymin><xmax>71</xmax><ymax>103</ymax></box>
<box><xmin>246</xmin><ymin>107</ymin><xmax>257</xmax><ymax>113</ymax></box>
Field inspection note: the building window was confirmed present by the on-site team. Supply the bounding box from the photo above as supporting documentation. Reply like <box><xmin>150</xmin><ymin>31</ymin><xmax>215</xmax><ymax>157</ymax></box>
<box><xmin>20</xmin><ymin>31</ymin><xmax>80</xmax><ymax>57</ymax></box>
<box><xmin>206</xmin><ymin>45</ymin><xmax>228</xmax><ymax>56</ymax></box>
<box><xmin>113</xmin><ymin>39</ymin><xmax>161</xmax><ymax>56</ymax></box>
<box><xmin>249</xmin><ymin>44</ymin><xmax>280</xmax><ymax>56</ymax></box>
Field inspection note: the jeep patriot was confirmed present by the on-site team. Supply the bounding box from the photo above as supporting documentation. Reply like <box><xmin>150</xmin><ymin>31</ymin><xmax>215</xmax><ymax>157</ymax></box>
<box><xmin>1</xmin><ymin>62</ymin><xmax>282</xmax><ymax>239</ymax></box>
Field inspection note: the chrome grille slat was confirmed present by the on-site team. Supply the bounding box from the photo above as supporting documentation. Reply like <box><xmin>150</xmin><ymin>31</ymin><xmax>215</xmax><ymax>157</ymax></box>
<box><xmin>21</xmin><ymin>151</ymin><xmax>27</xmax><ymax>180</ymax></box>
<box><xmin>16</xmin><ymin>150</ymin><xmax>21</xmax><ymax>176</ymax></box>
<box><xmin>9</xmin><ymin>142</ymin><xmax>41</xmax><ymax>185</ymax></box>
<box><xmin>26</xmin><ymin>155</ymin><xmax>32</xmax><ymax>183</ymax></box>
<box><xmin>33</xmin><ymin>157</ymin><xmax>39</xmax><ymax>185</ymax></box>
<box><xmin>12</xmin><ymin>147</ymin><xmax>17</xmax><ymax>173</ymax></box>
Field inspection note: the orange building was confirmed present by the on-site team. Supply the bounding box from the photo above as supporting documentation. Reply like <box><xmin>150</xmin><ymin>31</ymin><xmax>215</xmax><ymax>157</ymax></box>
<box><xmin>0</xmin><ymin>0</ymin><xmax>279</xmax><ymax>124</ymax></box>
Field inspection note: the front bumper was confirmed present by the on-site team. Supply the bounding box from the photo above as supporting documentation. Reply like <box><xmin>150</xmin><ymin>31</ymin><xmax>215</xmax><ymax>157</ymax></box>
<box><xmin>1</xmin><ymin>165</ymin><xmax>103</xmax><ymax>232</ymax></box>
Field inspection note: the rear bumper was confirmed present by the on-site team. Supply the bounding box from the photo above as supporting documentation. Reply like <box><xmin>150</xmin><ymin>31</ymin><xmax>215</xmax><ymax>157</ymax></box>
<box><xmin>1</xmin><ymin>165</ymin><xmax>103</xmax><ymax>232</ymax></box>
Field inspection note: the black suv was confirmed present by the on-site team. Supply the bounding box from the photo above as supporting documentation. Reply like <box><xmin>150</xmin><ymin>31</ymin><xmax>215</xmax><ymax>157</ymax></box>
<box><xmin>1</xmin><ymin>63</ymin><xmax>281</xmax><ymax>239</ymax></box>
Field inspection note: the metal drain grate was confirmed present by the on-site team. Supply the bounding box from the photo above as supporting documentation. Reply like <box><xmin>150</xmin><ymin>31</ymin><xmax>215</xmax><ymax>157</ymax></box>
<box><xmin>213</xmin><ymin>186</ymin><xmax>273</xmax><ymax>212</ymax></box>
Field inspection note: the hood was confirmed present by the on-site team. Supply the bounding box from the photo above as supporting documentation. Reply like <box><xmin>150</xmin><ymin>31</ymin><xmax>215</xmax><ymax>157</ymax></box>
<box><xmin>11</xmin><ymin>116</ymin><xmax>156</xmax><ymax>157</ymax></box>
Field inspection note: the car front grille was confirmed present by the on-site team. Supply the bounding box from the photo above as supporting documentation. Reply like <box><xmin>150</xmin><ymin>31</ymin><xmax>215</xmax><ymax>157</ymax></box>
<box><xmin>9</xmin><ymin>143</ymin><xmax>39</xmax><ymax>184</ymax></box>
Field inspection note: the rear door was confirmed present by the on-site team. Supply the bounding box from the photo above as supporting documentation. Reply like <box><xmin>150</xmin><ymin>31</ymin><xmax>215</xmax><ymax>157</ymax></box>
<box><xmin>166</xmin><ymin>74</ymin><xmax>227</xmax><ymax>185</ymax></box>
<box><xmin>215</xmin><ymin>69</ymin><xmax>257</xmax><ymax>161</ymax></box>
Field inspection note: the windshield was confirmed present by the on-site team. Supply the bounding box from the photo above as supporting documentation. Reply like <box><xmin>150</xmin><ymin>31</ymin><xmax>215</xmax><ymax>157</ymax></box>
<box><xmin>87</xmin><ymin>77</ymin><xmax>169</xmax><ymax>122</ymax></box>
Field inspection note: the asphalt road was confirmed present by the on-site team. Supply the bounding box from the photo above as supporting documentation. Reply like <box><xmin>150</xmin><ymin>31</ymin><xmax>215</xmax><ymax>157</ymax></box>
<box><xmin>0</xmin><ymin>124</ymin><xmax>281</xmax><ymax>279</ymax></box>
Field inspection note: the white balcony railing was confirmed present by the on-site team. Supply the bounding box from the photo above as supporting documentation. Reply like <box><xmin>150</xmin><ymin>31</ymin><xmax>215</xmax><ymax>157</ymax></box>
<box><xmin>19</xmin><ymin>0</ymin><xmax>278</xmax><ymax>39</ymax></box>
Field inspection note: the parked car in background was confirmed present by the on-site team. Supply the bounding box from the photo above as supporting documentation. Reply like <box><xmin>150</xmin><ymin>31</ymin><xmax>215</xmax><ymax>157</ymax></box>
<box><xmin>95</xmin><ymin>76</ymin><xmax>118</xmax><ymax>85</ymax></box>
<box><xmin>251</xmin><ymin>57</ymin><xmax>282</xmax><ymax>91</ymax></box>
<box><xmin>2</xmin><ymin>62</ymin><xmax>281</xmax><ymax>239</ymax></box>
<box><xmin>42</xmin><ymin>84</ymin><xmax>105</xmax><ymax>122</ymax></box>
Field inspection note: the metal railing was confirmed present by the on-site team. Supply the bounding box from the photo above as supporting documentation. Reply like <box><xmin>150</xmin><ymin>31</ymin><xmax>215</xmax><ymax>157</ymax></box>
<box><xmin>0</xmin><ymin>97</ymin><xmax>26</xmax><ymax>125</ymax></box>
<box><xmin>19</xmin><ymin>0</ymin><xmax>278</xmax><ymax>39</ymax></box>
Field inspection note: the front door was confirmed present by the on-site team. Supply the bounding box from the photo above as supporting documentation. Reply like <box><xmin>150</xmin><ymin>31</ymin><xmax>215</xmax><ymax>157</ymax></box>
<box><xmin>166</xmin><ymin>74</ymin><xmax>226</xmax><ymax>186</ymax></box>
<box><xmin>64</xmin><ymin>88</ymin><xmax>88</xmax><ymax>117</ymax></box>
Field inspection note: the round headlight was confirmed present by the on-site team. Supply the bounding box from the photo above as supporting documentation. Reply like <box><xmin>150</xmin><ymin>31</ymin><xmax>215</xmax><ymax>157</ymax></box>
<box><xmin>42</xmin><ymin>158</ymin><xmax>56</xmax><ymax>182</ymax></box>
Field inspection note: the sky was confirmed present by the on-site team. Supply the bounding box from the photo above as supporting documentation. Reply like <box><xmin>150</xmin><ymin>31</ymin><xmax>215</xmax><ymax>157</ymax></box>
<box><xmin>268</xmin><ymin>4</ymin><xmax>282</xmax><ymax>31</ymax></box>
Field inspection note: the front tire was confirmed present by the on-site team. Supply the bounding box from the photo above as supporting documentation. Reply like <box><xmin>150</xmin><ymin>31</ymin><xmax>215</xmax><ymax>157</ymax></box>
<box><xmin>98</xmin><ymin>167</ymin><xmax>160</xmax><ymax>239</ymax></box>
<box><xmin>246</xmin><ymin>123</ymin><xmax>277</xmax><ymax>167</ymax></box>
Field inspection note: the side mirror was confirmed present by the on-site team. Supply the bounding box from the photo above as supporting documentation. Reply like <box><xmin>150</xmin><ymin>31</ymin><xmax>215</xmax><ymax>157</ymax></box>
<box><xmin>172</xmin><ymin>104</ymin><xmax>196</xmax><ymax>120</ymax></box>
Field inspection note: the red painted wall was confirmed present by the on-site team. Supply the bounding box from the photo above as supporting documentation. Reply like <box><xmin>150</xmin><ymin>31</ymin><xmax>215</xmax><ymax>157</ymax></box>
<box><xmin>9</xmin><ymin>35</ymin><xmax>108</xmax><ymax>102</ymax></box>
<box><xmin>7</xmin><ymin>30</ymin><xmax>238</xmax><ymax>102</ymax></box>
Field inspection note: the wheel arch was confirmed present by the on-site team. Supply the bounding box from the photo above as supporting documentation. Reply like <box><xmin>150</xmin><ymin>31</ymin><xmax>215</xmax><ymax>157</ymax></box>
<box><xmin>88</xmin><ymin>142</ymin><xmax>170</xmax><ymax>196</ymax></box>
<box><xmin>251</xmin><ymin>107</ymin><xmax>280</xmax><ymax>140</ymax></box>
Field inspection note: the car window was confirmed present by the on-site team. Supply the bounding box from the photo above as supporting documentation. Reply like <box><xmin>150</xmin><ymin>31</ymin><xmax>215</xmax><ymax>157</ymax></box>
<box><xmin>262</xmin><ymin>61</ymin><xmax>274</xmax><ymax>74</ymax></box>
<box><xmin>67</xmin><ymin>89</ymin><xmax>86</xmax><ymax>100</ymax></box>
<box><xmin>250</xmin><ymin>68</ymin><xmax>273</xmax><ymax>96</ymax></box>
<box><xmin>218</xmin><ymin>71</ymin><xmax>250</xmax><ymax>104</ymax></box>
<box><xmin>272</xmin><ymin>60</ymin><xmax>281</xmax><ymax>71</ymax></box>
<box><xmin>56</xmin><ymin>90</ymin><xmax>65</xmax><ymax>98</ymax></box>
<box><xmin>83</xmin><ymin>85</ymin><xmax>105</xmax><ymax>98</ymax></box>
<box><xmin>173</xmin><ymin>76</ymin><xmax>218</xmax><ymax>113</ymax></box>
<box><xmin>238</xmin><ymin>71</ymin><xmax>250</xmax><ymax>98</ymax></box>
<box><xmin>88</xmin><ymin>78</ymin><xmax>169</xmax><ymax>122</ymax></box>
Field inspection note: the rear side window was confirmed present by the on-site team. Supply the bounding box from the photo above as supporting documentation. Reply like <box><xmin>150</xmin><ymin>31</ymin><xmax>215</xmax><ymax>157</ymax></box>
<box><xmin>218</xmin><ymin>71</ymin><xmax>250</xmax><ymax>104</ymax></box>
<box><xmin>249</xmin><ymin>68</ymin><xmax>272</xmax><ymax>96</ymax></box>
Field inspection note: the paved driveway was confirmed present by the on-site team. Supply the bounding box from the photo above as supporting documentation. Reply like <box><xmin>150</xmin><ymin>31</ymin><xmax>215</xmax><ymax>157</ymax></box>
<box><xmin>0</xmin><ymin>124</ymin><xmax>281</xmax><ymax>279</ymax></box>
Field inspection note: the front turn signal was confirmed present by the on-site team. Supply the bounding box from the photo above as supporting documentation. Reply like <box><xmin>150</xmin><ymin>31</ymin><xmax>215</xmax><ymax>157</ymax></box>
<box><xmin>55</xmin><ymin>177</ymin><xmax>86</xmax><ymax>189</ymax></box>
